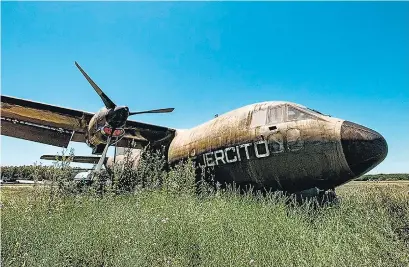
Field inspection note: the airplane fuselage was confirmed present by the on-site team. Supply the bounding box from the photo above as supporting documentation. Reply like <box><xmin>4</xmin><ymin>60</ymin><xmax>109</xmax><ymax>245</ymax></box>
<box><xmin>109</xmin><ymin>101</ymin><xmax>387</xmax><ymax>193</ymax></box>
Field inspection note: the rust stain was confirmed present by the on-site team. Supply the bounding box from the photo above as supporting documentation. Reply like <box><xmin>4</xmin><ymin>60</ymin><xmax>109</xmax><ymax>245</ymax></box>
<box><xmin>167</xmin><ymin>101</ymin><xmax>352</xmax><ymax>192</ymax></box>
<box><xmin>1</xmin><ymin>103</ymin><xmax>83</xmax><ymax>130</ymax></box>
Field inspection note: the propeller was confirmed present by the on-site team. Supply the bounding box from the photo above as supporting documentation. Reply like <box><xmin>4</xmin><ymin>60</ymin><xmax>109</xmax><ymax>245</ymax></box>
<box><xmin>75</xmin><ymin>61</ymin><xmax>174</xmax><ymax>128</ymax></box>
<box><xmin>74</xmin><ymin>61</ymin><xmax>174</xmax><ymax>173</ymax></box>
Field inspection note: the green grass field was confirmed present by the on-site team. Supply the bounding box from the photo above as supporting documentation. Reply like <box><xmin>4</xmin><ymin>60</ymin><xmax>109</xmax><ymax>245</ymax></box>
<box><xmin>1</xmin><ymin>181</ymin><xmax>409</xmax><ymax>267</ymax></box>
<box><xmin>354</xmin><ymin>173</ymin><xmax>409</xmax><ymax>181</ymax></box>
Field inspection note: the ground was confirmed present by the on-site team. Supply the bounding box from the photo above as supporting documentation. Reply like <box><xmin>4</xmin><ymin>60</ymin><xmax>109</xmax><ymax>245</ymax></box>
<box><xmin>1</xmin><ymin>181</ymin><xmax>409</xmax><ymax>267</ymax></box>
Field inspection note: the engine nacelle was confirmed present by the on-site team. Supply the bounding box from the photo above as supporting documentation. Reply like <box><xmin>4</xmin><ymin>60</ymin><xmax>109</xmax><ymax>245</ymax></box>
<box><xmin>86</xmin><ymin>108</ymin><xmax>126</xmax><ymax>149</ymax></box>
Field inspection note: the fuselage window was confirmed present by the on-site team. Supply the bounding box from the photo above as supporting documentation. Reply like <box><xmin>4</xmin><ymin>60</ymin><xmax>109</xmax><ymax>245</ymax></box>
<box><xmin>287</xmin><ymin>106</ymin><xmax>316</xmax><ymax>121</ymax></box>
<box><xmin>266</xmin><ymin>106</ymin><xmax>284</xmax><ymax>125</ymax></box>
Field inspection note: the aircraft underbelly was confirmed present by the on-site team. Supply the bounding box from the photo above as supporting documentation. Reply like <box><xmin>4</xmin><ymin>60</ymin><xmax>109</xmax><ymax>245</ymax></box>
<box><xmin>208</xmin><ymin>140</ymin><xmax>349</xmax><ymax>192</ymax></box>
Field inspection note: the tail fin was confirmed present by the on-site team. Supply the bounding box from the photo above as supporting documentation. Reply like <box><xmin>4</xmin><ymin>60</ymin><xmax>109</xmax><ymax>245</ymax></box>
<box><xmin>40</xmin><ymin>155</ymin><xmax>104</xmax><ymax>164</ymax></box>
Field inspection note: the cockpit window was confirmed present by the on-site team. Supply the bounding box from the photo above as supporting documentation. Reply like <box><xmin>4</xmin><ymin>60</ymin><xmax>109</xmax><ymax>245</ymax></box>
<box><xmin>250</xmin><ymin>104</ymin><xmax>319</xmax><ymax>127</ymax></box>
<box><xmin>250</xmin><ymin>109</ymin><xmax>268</xmax><ymax>128</ymax></box>
<box><xmin>267</xmin><ymin>105</ymin><xmax>284</xmax><ymax>124</ymax></box>
<box><xmin>287</xmin><ymin>106</ymin><xmax>316</xmax><ymax>121</ymax></box>
<box><xmin>250</xmin><ymin>105</ymin><xmax>284</xmax><ymax>128</ymax></box>
<box><xmin>306</xmin><ymin>108</ymin><xmax>323</xmax><ymax>115</ymax></box>
<box><xmin>306</xmin><ymin>107</ymin><xmax>330</xmax><ymax>117</ymax></box>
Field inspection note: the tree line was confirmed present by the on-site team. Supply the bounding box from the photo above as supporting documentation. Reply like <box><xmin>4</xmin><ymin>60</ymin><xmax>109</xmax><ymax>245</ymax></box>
<box><xmin>1</xmin><ymin>164</ymin><xmax>408</xmax><ymax>182</ymax></box>
<box><xmin>0</xmin><ymin>165</ymin><xmax>86</xmax><ymax>181</ymax></box>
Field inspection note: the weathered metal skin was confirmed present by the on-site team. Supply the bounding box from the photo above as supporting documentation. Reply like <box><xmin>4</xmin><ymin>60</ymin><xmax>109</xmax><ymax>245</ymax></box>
<box><xmin>106</xmin><ymin>149</ymin><xmax>142</xmax><ymax>169</ymax></box>
<box><xmin>165</xmin><ymin>102</ymin><xmax>386</xmax><ymax>193</ymax></box>
<box><xmin>1</xmin><ymin>99</ymin><xmax>88</xmax><ymax>131</ymax></box>
<box><xmin>2</xmin><ymin>94</ymin><xmax>387</xmax><ymax>193</ymax></box>
<box><xmin>87</xmin><ymin>107</ymin><xmax>114</xmax><ymax>147</ymax></box>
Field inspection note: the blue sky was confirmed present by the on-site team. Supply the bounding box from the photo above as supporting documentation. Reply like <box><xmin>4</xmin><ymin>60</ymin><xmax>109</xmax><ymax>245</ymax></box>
<box><xmin>1</xmin><ymin>2</ymin><xmax>408</xmax><ymax>173</ymax></box>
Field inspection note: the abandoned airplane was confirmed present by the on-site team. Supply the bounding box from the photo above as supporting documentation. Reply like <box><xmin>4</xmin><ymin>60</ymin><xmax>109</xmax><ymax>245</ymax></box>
<box><xmin>1</xmin><ymin>62</ymin><xmax>388</xmax><ymax>194</ymax></box>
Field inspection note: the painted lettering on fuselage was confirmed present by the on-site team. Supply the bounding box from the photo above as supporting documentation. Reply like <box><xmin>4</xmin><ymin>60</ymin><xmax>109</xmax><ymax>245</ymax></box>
<box><xmin>194</xmin><ymin>133</ymin><xmax>302</xmax><ymax>168</ymax></box>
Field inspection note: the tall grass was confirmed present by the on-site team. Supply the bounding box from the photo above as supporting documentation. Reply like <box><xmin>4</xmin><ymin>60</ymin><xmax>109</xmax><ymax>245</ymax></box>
<box><xmin>1</xmin><ymin>149</ymin><xmax>409</xmax><ymax>266</ymax></box>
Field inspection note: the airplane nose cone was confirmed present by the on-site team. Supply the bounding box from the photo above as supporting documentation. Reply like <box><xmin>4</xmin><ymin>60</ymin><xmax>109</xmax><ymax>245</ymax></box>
<box><xmin>341</xmin><ymin>121</ymin><xmax>388</xmax><ymax>177</ymax></box>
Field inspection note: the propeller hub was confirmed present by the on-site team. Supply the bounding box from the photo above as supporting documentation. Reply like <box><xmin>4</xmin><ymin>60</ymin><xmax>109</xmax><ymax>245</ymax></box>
<box><xmin>106</xmin><ymin>106</ymin><xmax>129</xmax><ymax>128</ymax></box>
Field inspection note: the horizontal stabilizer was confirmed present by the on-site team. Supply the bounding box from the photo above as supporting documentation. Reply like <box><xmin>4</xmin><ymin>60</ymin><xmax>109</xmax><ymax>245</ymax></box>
<box><xmin>40</xmin><ymin>155</ymin><xmax>104</xmax><ymax>164</ymax></box>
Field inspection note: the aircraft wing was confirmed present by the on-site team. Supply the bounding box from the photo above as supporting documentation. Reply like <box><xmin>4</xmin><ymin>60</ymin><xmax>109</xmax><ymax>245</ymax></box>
<box><xmin>1</xmin><ymin>95</ymin><xmax>175</xmax><ymax>148</ymax></box>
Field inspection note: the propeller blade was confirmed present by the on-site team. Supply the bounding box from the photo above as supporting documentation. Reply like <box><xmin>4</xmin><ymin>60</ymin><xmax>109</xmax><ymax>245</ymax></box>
<box><xmin>129</xmin><ymin>108</ymin><xmax>174</xmax><ymax>115</ymax></box>
<box><xmin>74</xmin><ymin>61</ymin><xmax>116</xmax><ymax>109</ymax></box>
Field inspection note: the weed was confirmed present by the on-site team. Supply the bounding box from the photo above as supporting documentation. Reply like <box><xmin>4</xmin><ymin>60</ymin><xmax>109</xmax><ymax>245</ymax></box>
<box><xmin>1</xmin><ymin>149</ymin><xmax>409</xmax><ymax>267</ymax></box>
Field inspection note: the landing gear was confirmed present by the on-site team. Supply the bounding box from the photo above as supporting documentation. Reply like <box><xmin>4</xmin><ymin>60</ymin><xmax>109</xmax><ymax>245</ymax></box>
<box><xmin>293</xmin><ymin>187</ymin><xmax>338</xmax><ymax>206</ymax></box>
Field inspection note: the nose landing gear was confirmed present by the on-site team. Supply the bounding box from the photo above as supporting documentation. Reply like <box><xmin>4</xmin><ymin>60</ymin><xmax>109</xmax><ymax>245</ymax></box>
<box><xmin>293</xmin><ymin>187</ymin><xmax>338</xmax><ymax>205</ymax></box>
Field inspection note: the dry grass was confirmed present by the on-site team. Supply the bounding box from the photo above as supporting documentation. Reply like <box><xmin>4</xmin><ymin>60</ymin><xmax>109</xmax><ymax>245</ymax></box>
<box><xmin>1</xmin><ymin>179</ymin><xmax>409</xmax><ymax>267</ymax></box>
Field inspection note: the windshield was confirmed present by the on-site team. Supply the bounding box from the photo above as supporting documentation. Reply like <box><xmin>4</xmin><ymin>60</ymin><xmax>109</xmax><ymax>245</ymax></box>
<box><xmin>250</xmin><ymin>105</ymin><xmax>284</xmax><ymax>128</ymax></box>
<box><xmin>305</xmin><ymin>107</ymin><xmax>330</xmax><ymax>117</ymax></box>
<box><xmin>287</xmin><ymin>105</ymin><xmax>318</xmax><ymax>121</ymax></box>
